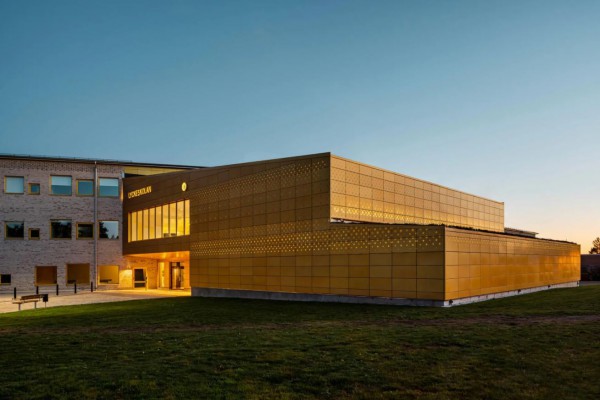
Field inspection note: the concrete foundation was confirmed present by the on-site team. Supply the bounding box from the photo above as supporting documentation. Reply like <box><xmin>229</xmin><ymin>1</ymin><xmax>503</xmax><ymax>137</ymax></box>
<box><xmin>192</xmin><ymin>281</ymin><xmax>580</xmax><ymax>307</ymax></box>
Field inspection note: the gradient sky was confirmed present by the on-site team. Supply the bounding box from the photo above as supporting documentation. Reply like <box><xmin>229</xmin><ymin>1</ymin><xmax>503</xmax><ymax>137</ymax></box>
<box><xmin>1</xmin><ymin>0</ymin><xmax>599</xmax><ymax>251</ymax></box>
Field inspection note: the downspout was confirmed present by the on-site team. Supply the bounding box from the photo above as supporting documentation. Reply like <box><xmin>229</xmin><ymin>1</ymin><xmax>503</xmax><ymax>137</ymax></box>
<box><xmin>93</xmin><ymin>161</ymin><xmax>98</xmax><ymax>288</ymax></box>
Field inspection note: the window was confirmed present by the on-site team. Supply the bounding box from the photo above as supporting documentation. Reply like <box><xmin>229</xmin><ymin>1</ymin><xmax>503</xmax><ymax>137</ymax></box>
<box><xmin>77</xmin><ymin>223</ymin><xmax>94</xmax><ymax>239</ymax></box>
<box><xmin>35</xmin><ymin>266</ymin><xmax>57</xmax><ymax>285</ymax></box>
<box><xmin>99</xmin><ymin>265</ymin><xmax>119</xmax><ymax>284</ymax></box>
<box><xmin>99</xmin><ymin>178</ymin><xmax>119</xmax><ymax>197</ymax></box>
<box><xmin>77</xmin><ymin>180</ymin><xmax>94</xmax><ymax>196</ymax></box>
<box><xmin>4</xmin><ymin>176</ymin><xmax>24</xmax><ymax>194</ymax></box>
<box><xmin>66</xmin><ymin>263</ymin><xmax>89</xmax><ymax>285</ymax></box>
<box><xmin>28</xmin><ymin>183</ymin><xmax>40</xmax><ymax>195</ymax></box>
<box><xmin>51</xmin><ymin>176</ymin><xmax>72</xmax><ymax>195</ymax></box>
<box><xmin>5</xmin><ymin>222</ymin><xmax>24</xmax><ymax>239</ymax></box>
<box><xmin>50</xmin><ymin>220</ymin><xmax>72</xmax><ymax>239</ymax></box>
<box><xmin>0</xmin><ymin>274</ymin><xmax>11</xmax><ymax>285</ymax></box>
<box><xmin>29</xmin><ymin>228</ymin><xmax>40</xmax><ymax>239</ymax></box>
<box><xmin>127</xmin><ymin>200</ymin><xmax>190</xmax><ymax>242</ymax></box>
<box><xmin>99</xmin><ymin>221</ymin><xmax>119</xmax><ymax>239</ymax></box>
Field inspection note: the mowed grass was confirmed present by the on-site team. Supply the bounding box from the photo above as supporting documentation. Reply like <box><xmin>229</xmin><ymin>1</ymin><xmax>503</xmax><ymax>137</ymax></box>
<box><xmin>0</xmin><ymin>287</ymin><xmax>599</xmax><ymax>400</ymax></box>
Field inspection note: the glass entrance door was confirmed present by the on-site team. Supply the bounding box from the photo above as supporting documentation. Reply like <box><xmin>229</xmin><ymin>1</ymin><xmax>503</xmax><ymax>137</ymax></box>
<box><xmin>133</xmin><ymin>268</ymin><xmax>146</xmax><ymax>288</ymax></box>
<box><xmin>170</xmin><ymin>263</ymin><xmax>183</xmax><ymax>289</ymax></box>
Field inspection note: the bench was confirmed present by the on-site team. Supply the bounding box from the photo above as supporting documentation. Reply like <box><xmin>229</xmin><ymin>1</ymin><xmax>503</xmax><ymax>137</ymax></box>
<box><xmin>12</xmin><ymin>294</ymin><xmax>47</xmax><ymax>311</ymax></box>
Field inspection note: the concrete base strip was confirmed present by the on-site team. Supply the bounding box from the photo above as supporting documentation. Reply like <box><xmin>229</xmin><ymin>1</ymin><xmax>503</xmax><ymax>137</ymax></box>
<box><xmin>192</xmin><ymin>281</ymin><xmax>580</xmax><ymax>307</ymax></box>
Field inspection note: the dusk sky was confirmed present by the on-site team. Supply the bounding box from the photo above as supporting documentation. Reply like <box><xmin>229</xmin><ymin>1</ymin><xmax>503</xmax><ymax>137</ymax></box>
<box><xmin>1</xmin><ymin>0</ymin><xmax>598</xmax><ymax>251</ymax></box>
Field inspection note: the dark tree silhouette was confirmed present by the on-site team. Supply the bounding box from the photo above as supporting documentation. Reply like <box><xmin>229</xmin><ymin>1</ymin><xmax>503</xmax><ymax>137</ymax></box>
<box><xmin>590</xmin><ymin>237</ymin><xmax>600</xmax><ymax>254</ymax></box>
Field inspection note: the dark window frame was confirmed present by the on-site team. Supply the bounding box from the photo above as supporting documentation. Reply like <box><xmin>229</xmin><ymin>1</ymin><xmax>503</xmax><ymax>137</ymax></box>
<box><xmin>76</xmin><ymin>222</ymin><xmax>94</xmax><ymax>239</ymax></box>
<box><xmin>5</xmin><ymin>221</ymin><xmax>25</xmax><ymax>239</ymax></box>
<box><xmin>50</xmin><ymin>220</ymin><xmax>72</xmax><ymax>239</ymax></box>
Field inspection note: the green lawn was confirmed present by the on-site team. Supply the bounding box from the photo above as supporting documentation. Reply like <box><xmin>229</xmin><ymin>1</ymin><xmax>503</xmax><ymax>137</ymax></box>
<box><xmin>1</xmin><ymin>287</ymin><xmax>598</xmax><ymax>400</ymax></box>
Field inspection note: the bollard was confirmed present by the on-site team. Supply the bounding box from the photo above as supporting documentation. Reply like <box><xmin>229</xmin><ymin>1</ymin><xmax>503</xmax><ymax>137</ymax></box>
<box><xmin>74</xmin><ymin>282</ymin><xmax>77</xmax><ymax>294</ymax></box>
<box><xmin>91</xmin><ymin>282</ymin><xmax>94</xmax><ymax>293</ymax></box>
<box><xmin>13</xmin><ymin>287</ymin><xmax>17</xmax><ymax>299</ymax></box>
<box><xmin>56</xmin><ymin>284</ymin><xmax>59</xmax><ymax>296</ymax></box>
<box><xmin>36</xmin><ymin>286</ymin><xmax>39</xmax><ymax>295</ymax></box>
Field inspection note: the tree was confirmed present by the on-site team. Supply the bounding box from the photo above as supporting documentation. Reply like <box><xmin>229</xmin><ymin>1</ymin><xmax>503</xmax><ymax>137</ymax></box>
<box><xmin>590</xmin><ymin>237</ymin><xmax>600</xmax><ymax>254</ymax></box>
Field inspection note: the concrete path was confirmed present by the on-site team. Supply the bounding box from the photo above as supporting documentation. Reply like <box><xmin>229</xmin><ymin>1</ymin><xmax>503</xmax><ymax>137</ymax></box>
<box><xmin>0</xmin><ymin>289</ymin><xmax>190</xmax><ymax>314</ymax></box>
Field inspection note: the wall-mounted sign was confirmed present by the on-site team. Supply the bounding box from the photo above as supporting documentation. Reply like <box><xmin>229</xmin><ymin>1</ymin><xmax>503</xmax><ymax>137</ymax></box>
<box><xmin>128</xmin><ymin>185</ymin><xmax>152</xmax><ymax>199</ymax></box>
<box><xmin>181</xmin><ymin>182</ymin><xmax>187</xmax><ymax>192</ymax></box>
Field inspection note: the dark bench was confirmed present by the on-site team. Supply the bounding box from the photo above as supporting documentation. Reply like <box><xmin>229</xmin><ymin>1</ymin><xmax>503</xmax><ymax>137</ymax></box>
<box><xmin>12</xmin><ymin>294</ymin><xmax>48</xmax><ymax>311</ymax></box>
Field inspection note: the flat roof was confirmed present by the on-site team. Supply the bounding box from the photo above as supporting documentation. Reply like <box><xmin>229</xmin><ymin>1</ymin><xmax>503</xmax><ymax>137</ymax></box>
<box><xmin>0</xmin><ymin>153</ymin><xmax>202</xmax><ymax>169</ymax></box>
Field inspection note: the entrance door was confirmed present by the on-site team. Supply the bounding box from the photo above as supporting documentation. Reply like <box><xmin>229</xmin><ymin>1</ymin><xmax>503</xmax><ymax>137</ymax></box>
<box><xmin>170</xmin><ymin>262</ymin><xmax>184</xmax><ymax>289</ymax></box>
<box><xmin>133</xmin><ymin>268</ymin><xmax>146</xmax><ymax>288</ymax></box>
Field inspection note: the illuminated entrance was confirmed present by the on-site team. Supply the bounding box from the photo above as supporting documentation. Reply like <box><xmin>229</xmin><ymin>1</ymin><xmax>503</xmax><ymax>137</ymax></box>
<box><xmin>127</xmin><ymin>252</ymin><xmax>190</xmax><ymax>290</ymax></box>
<box><xmin>170</xmin><ymin>262</ymin><xmax>184</xmax><ymax>289</ymax></box>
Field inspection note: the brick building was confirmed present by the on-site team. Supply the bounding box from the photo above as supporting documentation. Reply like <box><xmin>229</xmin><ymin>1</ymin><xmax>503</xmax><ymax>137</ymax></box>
<box><xmin>0</xmin><ymin>155</ymin><xmax>197</xmax><ymax>292</ymax></box>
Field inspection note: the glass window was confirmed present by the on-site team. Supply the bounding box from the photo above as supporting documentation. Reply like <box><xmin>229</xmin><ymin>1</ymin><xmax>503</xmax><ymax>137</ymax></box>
<box><xmin>128</xmin><ymin>213</ymin><xmax>132</xmax><ymax>242</ymax></box>
<box><xmin>99</xmin><ymin>265</ymin><xmax>119</xmax><ymax>284</ymax></box>
<box><xmin>5</xmin><ymin>176</ymin><xmax>24</xmax><ymax>194</ymax></box>
<box><xmin>36</xmin><ymin>266</ymin><xmax>57</xmax><ymax>285</ymax></box>
<box><xmin>77</xmin><ymin>180</ymin><xmax>94</xmax><ymax>196</ymax></box>
<box><xmin>155</xmin><ymin>206</ymin><xmax>162</xmax><ymax>239</ymax></box>
<box><xmin>162</xmin><ymin>205</ymin><xmax>169</xmax><ymax>238</ymax></box>
<box><xmin>169</xmin><ymin>203</ymin><xmax>177</xmax><ymax>237</ymax></box>
<box><xmin>136</xmin><ymin>211</ymin><xmax>142</xmax><ymax>242</ymax></box>
<box><xmin>77</xmin><ymin>223</ymin><xmax>94</xmax><ymax>239</ymax></box>
<box><xmin>142</xmin><ymin>209</ymin><xmax>149</xmax><ymax>240</ymax></box>
<box><xmin>51</xmin><ymin>176</ymin><xmax>72</xmax><ymax>195</ymax></box>
<box><xmin>29</xmin><ymin>228</ymin><xmax>40</xmax><ymax>240</ymax></box>
<box><xmin>51</xmin><ymin>220</ymin><xmax>72</xmax><ymax>239</ymax></box>
<box><xmin>99</xmin><ymin>178</ymin><xmax>119</xmax><ymax>197</ymax></box>
<box><xmin>149</xmin><ymin>208</ymin><xmax>155</xmax><ymax>240</ymax></box>
<box><xmin>99</xmin><ymin>221</ymin><xmax>119</xmax><ymax>239</ymax></box>
<box><xmin>28</xmin><ymin>183</ymin><xmax>40</xmax><ymax>195</ymax></box>
<box><xmin>5</xmin><ymin>222</ymin><xmax>24</xmax><ymax>239</ymax></box>
<box><xmin>184</xmin><ymin>200</ymin><xmax>190</xmax><ymax>235</ymax></box>
<box><xmin>0</xmin><ymin>274</ymin><xmax>10</xmax><ymax>285</ymax></box>
<box><xmin>177</xmin><ymin>201</ymin><xmax>184</xmax><ymax>236</ymax></box>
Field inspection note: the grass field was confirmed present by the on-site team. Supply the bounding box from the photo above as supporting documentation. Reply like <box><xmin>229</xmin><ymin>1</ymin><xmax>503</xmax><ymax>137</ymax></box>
<box><xmin>0</xmin><ymin>286</ymin><xmax>598</xmax><ymax>400</ymax></box>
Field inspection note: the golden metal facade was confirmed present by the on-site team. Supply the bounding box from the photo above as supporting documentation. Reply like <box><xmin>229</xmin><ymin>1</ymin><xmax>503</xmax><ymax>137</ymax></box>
<box><xmin>123</xmin><ymin>153</ymin><xmax>579</xmax><ymax>302</ymax></box>
<box><xmin>331</xmin><ymin>155</ymin><xmax>504</xmax><ymax>232</ymax></box>
<box><xmin>444</xmin><ymin>228</ymin><xmax>580</xmax><ymax>300</ymax></box>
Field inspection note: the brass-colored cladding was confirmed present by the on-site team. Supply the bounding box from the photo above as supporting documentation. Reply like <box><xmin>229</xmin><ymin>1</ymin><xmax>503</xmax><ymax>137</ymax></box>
<box><xmin>122</xmin><ymin>153</ymin><xmax>579</xmax><ymax>302</ymax></box>
<box><xmin>330</xmin><ymin>155</ymin><xmax>504</xmax><ymax>232</ymax></box>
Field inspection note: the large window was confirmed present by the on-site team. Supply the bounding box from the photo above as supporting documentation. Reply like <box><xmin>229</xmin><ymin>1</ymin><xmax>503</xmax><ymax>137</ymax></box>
<box><xmin>51</xmin><ymin>176</ymin><xmax>72</xmax><ymax>195</ymax></box>
<box><xmin>4</xmin><ymin>176</ymin><xmax>24</xmax><ymax>194</ymax></box>
<box><xmin>77</xmin><ymin>180</ymin><xmax>94</xmax><ymax>196</ymax></box>
<box><xmin>66</xmin><ymin>263</ymin><xmax>89</xmax><ymax>285</ymax></box>
<box><xmin>77</xmin><ymin>223</ymin><xmax>94</xmax><ymax>239</ymax></box>
<box><xmin>99</xmin><ymin>265</ymin><xmax>119</xmax><ymax>284</ymax></box>
<box><xmin>128</xmin><ymin>200</ymin><xmax>190</xmax><ymax>242</ymax></box>
<box><xmin>99</xmin><ymin>178</ymin><xmax>119</xmax><ymax>197</ymax></box>
<box><xmin>35</xmin><ymin>266</ymin><xmax>57</xmax><ymax>285</ymax></box>
<box><xmin>99</xmin><ymin>221</ymin><xmax>119</xmax><ymax>239</ymax></box>
<box><xmin>5</xmin><ymin>222</ymin><xmax>24</xmax><ymax>239</ymax></box>
<box><xmin>51</xmin><ymin>220</ymin><xmax>72</xmax><ymax>239</ymax></box>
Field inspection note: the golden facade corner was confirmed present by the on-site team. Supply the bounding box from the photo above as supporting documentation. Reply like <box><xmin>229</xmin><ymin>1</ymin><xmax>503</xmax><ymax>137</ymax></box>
<box><xmin>122</xmin><ymin>153</ymin><xmax>580</xmax><ymax>306</ymax></box>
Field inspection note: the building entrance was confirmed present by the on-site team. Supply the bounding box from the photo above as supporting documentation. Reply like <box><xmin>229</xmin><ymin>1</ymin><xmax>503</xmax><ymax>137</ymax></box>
<box><xmin>170</xmin><ymin>262</ymin><xmax>184</xmax><ymax>289</ymax></box>
<box><xmin>133</xmin><ymin>268</ymin><xmax>146</xmax><ymax>288</ymax></box>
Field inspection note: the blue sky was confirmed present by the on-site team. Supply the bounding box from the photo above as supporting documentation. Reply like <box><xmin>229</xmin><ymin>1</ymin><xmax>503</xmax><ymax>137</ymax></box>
<box><xmin>1</xmin><ymin>0</ymin><xmax>599</xmax><ymax>250</ymax></box>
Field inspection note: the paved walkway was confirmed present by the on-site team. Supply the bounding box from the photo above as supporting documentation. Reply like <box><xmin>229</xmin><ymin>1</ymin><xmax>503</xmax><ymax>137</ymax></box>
<box><xmin>0</xmin><ymin>289</ymin><xmax>190</xmax><ymax>314</ymax></box>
